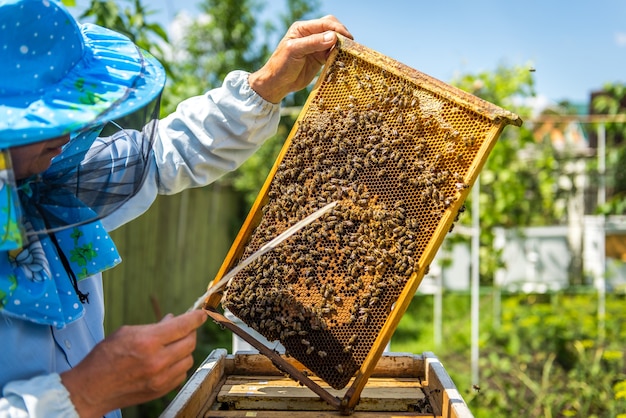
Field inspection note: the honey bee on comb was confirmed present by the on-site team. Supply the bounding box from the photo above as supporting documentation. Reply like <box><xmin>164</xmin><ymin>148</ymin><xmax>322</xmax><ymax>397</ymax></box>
<box><xmin>215</xmin><ymin>34</ymin><xmax>521</xmax><ymax>391</ymax></box>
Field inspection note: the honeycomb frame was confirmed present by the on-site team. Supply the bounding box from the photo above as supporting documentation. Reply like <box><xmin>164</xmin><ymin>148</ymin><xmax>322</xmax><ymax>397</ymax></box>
<box><xmin>204</xmin><ymin>34</ymin><xmax>521</xmax><ymax>409</ymax></box>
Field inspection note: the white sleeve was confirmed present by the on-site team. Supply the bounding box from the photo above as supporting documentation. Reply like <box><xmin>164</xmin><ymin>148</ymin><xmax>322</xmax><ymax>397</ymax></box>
<box><xmin>154</xmin><ymin>70</ymin><xmax>281</xmax><ymax>195</ymax></box>
<box><xmin>0</xmin><ymin>374</ymin><xmax>79</xmax><ymax>418</ymax></box>
<box><xmin>100</xmin><ymin>70</ymin><xmax>280</xmax><ymax>231</ymax></box>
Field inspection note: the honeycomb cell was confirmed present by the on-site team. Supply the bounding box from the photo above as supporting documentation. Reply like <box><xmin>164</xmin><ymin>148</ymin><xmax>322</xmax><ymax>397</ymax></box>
<box><xmin>218</xmin><ymin>35</ymin><xmax>521</xmax><ymax>390</ymax></box>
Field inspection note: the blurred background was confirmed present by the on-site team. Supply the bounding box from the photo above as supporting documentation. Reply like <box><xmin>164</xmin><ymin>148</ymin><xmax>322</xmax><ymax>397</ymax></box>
<box><xmin>68</xmin><ymin>0</ymin><xmax>626</xmax><ymax>416</ymax></box>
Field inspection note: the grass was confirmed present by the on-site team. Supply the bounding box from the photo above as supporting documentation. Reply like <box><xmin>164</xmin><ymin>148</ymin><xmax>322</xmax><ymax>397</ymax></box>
<box><xmin>393</xmin><ymin>289</ymin><xmax>626</xmax><ymax>417</ymax></box>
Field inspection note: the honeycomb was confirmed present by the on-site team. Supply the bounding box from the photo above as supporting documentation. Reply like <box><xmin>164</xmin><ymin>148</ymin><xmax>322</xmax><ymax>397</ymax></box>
<box><xmin>211</xmin><ymin>35</ymin><xmax>521</xmax><ymax>391</ymax></box>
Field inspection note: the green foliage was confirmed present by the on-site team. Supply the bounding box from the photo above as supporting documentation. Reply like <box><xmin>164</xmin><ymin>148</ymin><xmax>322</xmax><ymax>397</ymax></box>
<box><xmin>220</xmin><ymin>0</ymin><xmax>324</xmax><ymax>205</ymax></box>
<box><xmin>79</xmin><ymin>0</ymin><xmax>169</xmax><ymax>59</ymax></box>
<box><xmin>175</xmin><ymin>0</ymin><xmax>267</xmax><ymax>89</ymax></box>
<box><xmin>157</xmin><ymin>0</ymin><xmax>268</xmax><ymax>115</ymax></box>
<box><xmin>450</xmin><ymin>65</ymin><xmax>589</xmax><ymax>283</ymax></box>
<box><xmin>394</xmin><ymin>291</ymin><xmax>626</xmax><ymax>417</ymax></box>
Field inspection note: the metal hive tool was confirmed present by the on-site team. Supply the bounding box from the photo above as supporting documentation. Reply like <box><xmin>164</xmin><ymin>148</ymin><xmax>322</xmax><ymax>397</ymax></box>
<box><xmin>203</xmin><ymin>34</ymin><xmax>522</xmax><ymax>413</ymax></box>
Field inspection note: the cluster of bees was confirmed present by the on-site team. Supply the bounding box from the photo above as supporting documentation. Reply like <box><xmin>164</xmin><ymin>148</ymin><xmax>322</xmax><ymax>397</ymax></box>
<box><xmin>222</xmin><ymin>49</ymin><xmax>484</xmax><ymax>389</ymax></box>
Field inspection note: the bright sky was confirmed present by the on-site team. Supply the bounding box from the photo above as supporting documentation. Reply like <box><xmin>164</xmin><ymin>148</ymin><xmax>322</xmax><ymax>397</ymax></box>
<box><xmin>74</xmin><ymin>0</ymin><xmax>626</xmax><ymax>109</ymax></box>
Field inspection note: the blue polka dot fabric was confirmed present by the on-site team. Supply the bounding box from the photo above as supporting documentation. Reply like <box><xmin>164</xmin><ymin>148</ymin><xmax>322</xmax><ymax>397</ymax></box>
<box><xmin>0</xmin><ymin>220</ymin><xmax>122</xmax><ymax>327</ymax></box>
<box><xmin>0</xmin><ymin>0</ymin><xmax>166</xmax><ymax>147</ymax></box>
<box><xmin>0</xmin><ymin>0</ymin><xmax>165</xmax><ymax>327</ymax></box>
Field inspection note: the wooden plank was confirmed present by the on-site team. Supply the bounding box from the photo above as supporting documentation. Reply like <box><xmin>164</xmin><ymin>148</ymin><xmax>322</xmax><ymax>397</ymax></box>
<box><xmin>226</xmin><ymin>352</ymin><xmax>424</xmax><ymax>379</ymax></box>
<box><xmin>201</xmin><ymin>411</ymin><xmax>437</xmax><ymax>418</ymax></box>
<box><xmin>423</xmin><ymin>352</ymin><xmax>473</xmax><ymax>418</ymax></box>
<box><xmin>371</xmin><ymin>352</ymin><xmax>425</xmax><ymax>378</ymax></box>
<box><xmin>161</xmin><ymin>349</ymin><xmax>228</xmax><ymax>418</ymax></box>
<box><xmin>221</xmin><ymin>376</ymin><xmax>421</xmax><ymax>388</ymax></box>
<box><xmin>217</xmin><ymin>376</ymin><xmax>425</xmax><ymax>412</ymax></box>
<box><xmin>227</xmin><ymin>351</ymin><xmax>308</xmax><ymax>376</ymax></box>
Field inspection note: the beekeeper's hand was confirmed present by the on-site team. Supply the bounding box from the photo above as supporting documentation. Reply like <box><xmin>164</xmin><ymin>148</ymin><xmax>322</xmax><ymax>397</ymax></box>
<box><xmin>248</xmin><ymin>15</ymin><xmax>353</xmax><ymax>104</ymax></box>
<box><xmin>60</xmin><ymin>309</ymin><xmax>207</xmax><ymax>418</ymax></box>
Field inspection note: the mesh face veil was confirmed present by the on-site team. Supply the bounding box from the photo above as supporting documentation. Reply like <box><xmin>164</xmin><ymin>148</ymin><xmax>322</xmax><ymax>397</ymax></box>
<box><xmin>13</xmin><ymin>96</ymin><xmax>161</xmax><ymax>241</ymax></box>
<box><xmin>0</xmin><ymin>0</ymin><xmax>167</xmax><ymax>248</ymax></box>
<box><xmin>0</xmin><ymin>98</ymin><xmax>161</xmax><ymax>326</ymax></box>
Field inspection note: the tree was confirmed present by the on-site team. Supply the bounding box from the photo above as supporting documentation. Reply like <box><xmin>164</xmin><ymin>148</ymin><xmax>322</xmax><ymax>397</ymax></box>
<box><xmin>78</xmin><ymin>0</ymin><xmax>171</xmax><ymax>75</ymax></box>
<box><xmin>219</xmin><ymin>0</ymin><xmax>323</xmax><ymax>208</ymax></box>
<box><xmin>153</xmin><ymin>1</ymin><xmax>324</xmax><ymax>210</ymax></box>
<box><xmin>160</xmin><ymin>0</ymin><xmax>269</xmax><ymax>115</ymax></box>
<box><xmin>450</xmin><ymin>64</ymin><xmax>574</xmax><ymax>282</ymax></box>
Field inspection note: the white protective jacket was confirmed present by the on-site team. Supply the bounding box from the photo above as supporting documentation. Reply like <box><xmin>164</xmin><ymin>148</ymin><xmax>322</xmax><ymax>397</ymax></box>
<box><xmin>0</xmin><ymin>71</ymin><xmax>280</xmax><ymax>417</ymax></box>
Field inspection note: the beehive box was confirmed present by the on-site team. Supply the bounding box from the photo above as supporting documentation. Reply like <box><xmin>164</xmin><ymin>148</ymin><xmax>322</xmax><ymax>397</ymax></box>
<box><xmin>202</xmin><ymin>34</ymin><xmax>521</xmax><ymax>411</ymax></box>
<box><xmin>161</xmin><ymin>350</ymin><xmax>474</xmax><ymax>418</ymax></box>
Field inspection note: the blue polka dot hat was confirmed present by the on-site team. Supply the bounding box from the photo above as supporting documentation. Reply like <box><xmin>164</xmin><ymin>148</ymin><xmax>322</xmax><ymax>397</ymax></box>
<box><xmin>0</xmin><ymin>0</ymin><xmax>166</xmax><ymax>148</ymax></box>
<box><xmin>0</xmin><ymin>0</ymin><xmax>165</xmax><ymax>327</ymax></box>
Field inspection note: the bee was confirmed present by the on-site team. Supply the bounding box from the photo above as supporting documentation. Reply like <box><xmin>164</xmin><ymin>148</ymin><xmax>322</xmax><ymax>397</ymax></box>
<box><xmin>392</xmin><ymin>226</ymin><xmax>404</xmax><ymax>235</ymax></box>
<box><xmin>318</xmin><ymin>351</ymin><xmax>327</xmax><ymax>358</ymax></box>
<box><xmin>336</xmin><ymin>364</ymin><xmax>344</xmax><ymax>374</ymax></box>
<box><xmin>464</xmin><ymin>135</ymin><xmax>476</xmax><ymax>148</ymax></box>
<box><xmin>306</xmin><ymin>345</ymin><xmax>315</xmax><ymax>355</ymax></box>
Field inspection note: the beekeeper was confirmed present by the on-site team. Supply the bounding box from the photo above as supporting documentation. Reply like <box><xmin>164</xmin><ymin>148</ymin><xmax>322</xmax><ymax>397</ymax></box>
<box><xmin>0</xmin><ymin>0</ymin><xmax>351</xmax><ymax>416</ymax></box>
